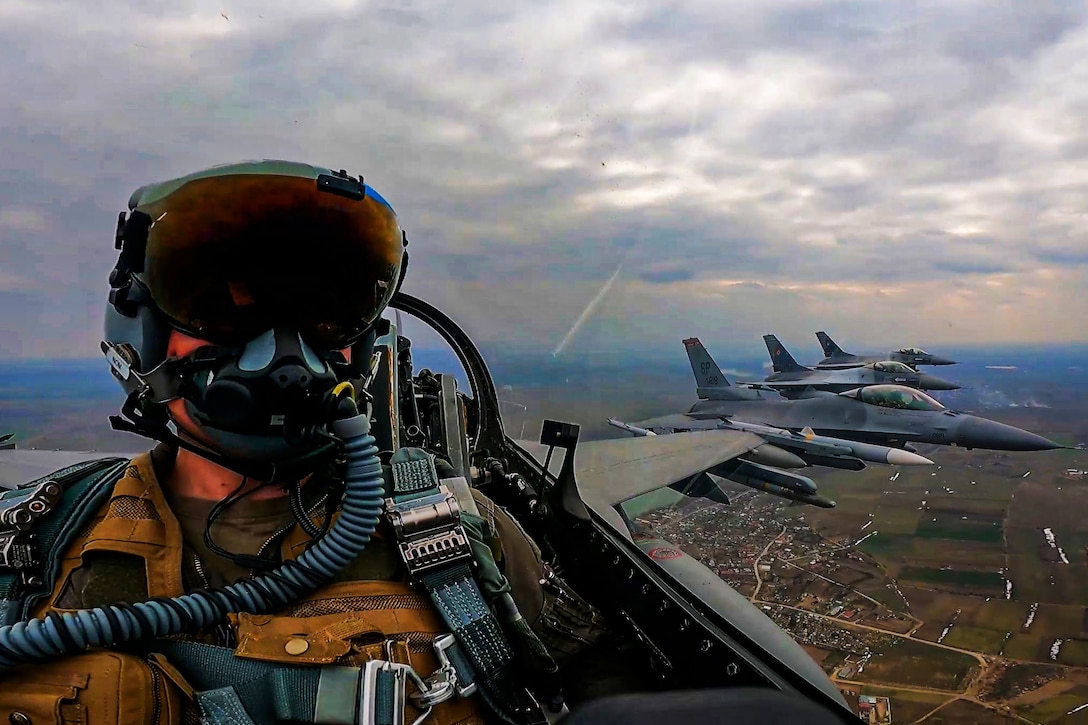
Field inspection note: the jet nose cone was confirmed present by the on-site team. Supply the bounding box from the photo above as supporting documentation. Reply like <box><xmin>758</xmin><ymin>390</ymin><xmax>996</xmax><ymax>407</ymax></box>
<box><xmin>931</xmin><ymin>356</ymin><xmax>957</xmax><ymax>366</ymax></box>
<box><xmin>956</xmin><ymin>416</ymin><xmax>1064</xmax><ymax>451</ymax></box>
<box><xmin>918</xmin><ymin>373</ymin><xmax>961</xmax><ymax>391</ymax></box>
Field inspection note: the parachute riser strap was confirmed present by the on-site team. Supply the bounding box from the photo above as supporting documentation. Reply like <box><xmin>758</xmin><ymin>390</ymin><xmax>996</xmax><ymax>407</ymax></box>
<box><xmin>387</xmin><ymin>449</ymin><xmax>542</xmax><ymax>725</ymax></box>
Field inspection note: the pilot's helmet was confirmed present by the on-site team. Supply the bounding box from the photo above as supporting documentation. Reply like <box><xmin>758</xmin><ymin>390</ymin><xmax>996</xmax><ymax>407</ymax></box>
<box><xmin>110</xmin><ymin>160</ymin><xmax>406</xmax><ymax>355</ymax></box>
<box><xmin>103</xmin><ymin>160</ymin><xmax>409</xmax><ymax>466</ymax></box>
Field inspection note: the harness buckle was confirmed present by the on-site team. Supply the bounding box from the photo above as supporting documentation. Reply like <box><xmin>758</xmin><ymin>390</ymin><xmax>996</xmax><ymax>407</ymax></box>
<box><xmin>385</xmin><ymin>485</ymin><xmax>472</xmax><ymax>578</ymax></box>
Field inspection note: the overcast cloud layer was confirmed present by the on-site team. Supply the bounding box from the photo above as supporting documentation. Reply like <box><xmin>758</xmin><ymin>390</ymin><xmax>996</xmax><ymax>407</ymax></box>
<box><xmin>2</xmin><ymin>0</ymin><xmax>1087</xmax><ymax>361</ymax></box>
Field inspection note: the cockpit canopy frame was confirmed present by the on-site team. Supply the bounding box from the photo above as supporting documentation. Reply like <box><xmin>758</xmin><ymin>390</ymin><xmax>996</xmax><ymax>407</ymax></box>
<box><xmin>842</xmin><ymin>384</ymin><xmax>945</xmax><ymax>411</ymax></box>
<box><xmin>868</xmin><ymin>361</ymin><xmax>916</xmax><ymax>374</ymax></box>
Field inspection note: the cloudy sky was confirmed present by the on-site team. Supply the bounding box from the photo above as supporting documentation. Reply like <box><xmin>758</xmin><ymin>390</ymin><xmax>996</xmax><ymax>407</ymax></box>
<box><xmin>3</xmin><ymin>0</ymin><xmax>1088</xmax><ymax>362</ymax></box>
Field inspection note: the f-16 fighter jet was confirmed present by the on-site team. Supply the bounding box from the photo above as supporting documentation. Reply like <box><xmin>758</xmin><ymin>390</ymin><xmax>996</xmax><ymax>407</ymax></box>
<box><xmin>740</xmin><ymin>335</ymin><xmax>961</xmax><ymax>398</ymax></box>
<box><xmin>630</xmin><ymin>339</ymin><xmax>1063</xmax><ymax>453</ymax></box>
<box><xmin>815</xmin><ymin>331</ymin><xmax>957</xmax><ymax>369</ymax></box>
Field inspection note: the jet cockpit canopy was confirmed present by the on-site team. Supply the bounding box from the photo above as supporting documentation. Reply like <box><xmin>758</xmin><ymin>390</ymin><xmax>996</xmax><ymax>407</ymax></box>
<box><xmin>868</xmin><ymin>361</ymin><xmax>916</xmax><ymax>374</ymax></box>
<box><xmin>843</xmin><ymin>385</ymin><xmax>946</xmax><ymax>411</ymax></box>
<box><xmin>897</xmin><ymin>347</ymin><xmax>928</xmax><ymax>355</ymax></box>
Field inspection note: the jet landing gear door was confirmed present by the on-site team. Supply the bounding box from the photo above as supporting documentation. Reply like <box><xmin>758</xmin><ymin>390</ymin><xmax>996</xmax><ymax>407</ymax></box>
<box><xmin>532</xmin><ymin>421</ymin><xmax>856</xmax><ymax>723</ymax></box>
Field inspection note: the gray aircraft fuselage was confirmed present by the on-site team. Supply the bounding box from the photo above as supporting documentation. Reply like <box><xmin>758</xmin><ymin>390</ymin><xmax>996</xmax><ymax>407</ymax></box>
<box><xmin>672</xmin><ymin>387</ymin><xmax>1061</xmax><ymax>452</ymax></box>
<box><xmin>816</xmin><ymin>351</ymin><xmax>957</xmax><ymax>370</ymax></box>
<box><xmin>757</xmin><ymin>363</ymin><xmax>960</xmax><ymax>394</ymax></box>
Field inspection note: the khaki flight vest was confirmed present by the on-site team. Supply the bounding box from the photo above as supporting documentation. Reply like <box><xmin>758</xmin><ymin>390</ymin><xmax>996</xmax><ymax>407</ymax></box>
<box><xmin>0</xmin><ymin>453</ymin><xmax>489</xmax><ymax>725</ymax></box>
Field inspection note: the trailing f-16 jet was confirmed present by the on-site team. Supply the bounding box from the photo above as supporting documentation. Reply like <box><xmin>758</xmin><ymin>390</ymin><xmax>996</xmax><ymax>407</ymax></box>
<box><xmin>632</xmin><ymin>339</ymin><xmax>1063</xmax><ymax>453</ymax></box>
<box><xmin>740</xmin><ymin>335</ymin><xmax>961</xmax><ymax>398</ymax></box>
<box><xmin>815</xmin><ymin>331</ymin><xmax>957</xmax><ymax>369</ymax></box>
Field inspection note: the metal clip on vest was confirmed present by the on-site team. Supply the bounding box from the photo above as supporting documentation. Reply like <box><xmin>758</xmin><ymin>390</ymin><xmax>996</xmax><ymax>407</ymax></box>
<box><xmin>357</xmin><ymin>659</ymin><xmax>424</xmax><ymax>725</ymax></box>
<box><xmin>0</xmin><ymin>479</ymin><xmax>63</xmax><ymax>583</ymax></box>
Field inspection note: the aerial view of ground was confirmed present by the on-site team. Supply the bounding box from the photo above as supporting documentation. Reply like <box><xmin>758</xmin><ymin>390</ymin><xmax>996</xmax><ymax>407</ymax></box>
<box><xmin>635</xmin><ymin>397</ymin><xmax>1088</xmax><ymax>723</ymax></box>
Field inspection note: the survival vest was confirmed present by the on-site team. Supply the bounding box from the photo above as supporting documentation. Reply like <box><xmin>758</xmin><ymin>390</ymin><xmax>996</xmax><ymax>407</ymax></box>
<box><xmin>0</xmin><ymin>450</ymin><xmax>564</xmax><ymax>725</ymax></box>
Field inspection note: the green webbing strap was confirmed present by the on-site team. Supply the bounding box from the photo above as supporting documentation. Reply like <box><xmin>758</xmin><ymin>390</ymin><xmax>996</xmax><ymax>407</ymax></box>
<box><xmin>389</xmin><ymin>448</ymin><xmax>531</xmax><ymax>723</ymax></box>
<box><xmin>196</xmin><ymin>686</ymin><xmax>257</xmax><ymax>725</ymax></box>
<box><xmin>160</xmin><ymin>640</ymin><xmax>376</xmax><ymax>723</ymax></box>
<box><xmin>315</xmin><ymin>666</ymin><xmax>361</xmax><ymax>724</ymax></box>
<box><xmin>389</xmin><ymin>451</ymin><xmax>439</xmax><ymax>501</ymax></box>
<box><xmin>0</xmin><ymin>457</ymin><xmax>129</xmax><ymax>625</ymax></box>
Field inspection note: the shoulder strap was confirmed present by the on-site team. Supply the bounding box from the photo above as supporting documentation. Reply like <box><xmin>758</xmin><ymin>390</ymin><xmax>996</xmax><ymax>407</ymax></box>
<box><xmin>387</xmin><ymin>448</ymin><xmax>549</xmax><ymax>724</ymax></box>
<box><xmin>0</xmin><ymin>457</ymin><xmax>129</xmax><ymax>625</ymax></box>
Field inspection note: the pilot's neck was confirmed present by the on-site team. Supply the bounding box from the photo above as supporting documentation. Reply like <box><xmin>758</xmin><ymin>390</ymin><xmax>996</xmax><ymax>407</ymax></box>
<box><xmin>167</xmin><ymin>447</ymin><xmax>295</xmax><ymax>501</ymax></box>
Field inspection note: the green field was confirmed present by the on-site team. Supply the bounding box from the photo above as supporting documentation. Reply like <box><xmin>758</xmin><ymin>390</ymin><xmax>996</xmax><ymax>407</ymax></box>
<box><xmin>854</xmin><ymin>637</ymin><xmax>978</xmax><ymax>690</ymax></box>
<box><xmin>925</xmin><ymin>498</ymin><xmax>1010</xmax><ymax>517</ymax></box>
<box><xmin>964</xmin><ymin>600</ymin><xmax>1029</xmax><ymax>632</ymax></box>
<box><xmin>1003</xmin><ymin>633</ymin><xmax>1044</xmax><ymax>660</ymax></box>
<box><xmin>1025</xmin><ymin>605</ymin><xmax>1087</xmax><ymax>639</ymax></box>
<box><xmin>916</xmin><ymin>515</ymin><xmax>1004</xmax><ymax>543</ymax></box>
<box><xmin>942</xmin><ymin>625</ymin><xmax>1009</xmax><ymax>654</ymax></box>
<box><xmin>1007</xmin><ymin>481</ymin><xmax>1088</xmax><ymax>532</ymax></box>
<box><xmin>910</xmin><ymin>539</ymin><xmax>1007</xmax><ymax>567</ymax></box>
<box><xmin>1017</xmin><ymin>686</ymin><xmax>1088</xmax><ymax>724</ymax></box>
<box><xmin>1053</xmin><ymin>529</ymin><xmax>1088</xmax><ymax>566</ymax></box>
<box><xmin>899</xmin><ymin>567</ymin><xmax>1005</xmax><ymax>591</ymax></box>
<box><xmin>872</xmin><ymin>507</ymin><xmax>922</xmax><ymax>535</ymax></box>
<box><xmin>1058</xmin><ymin>639</ymin><xmax>1088</xmax><ymax>667</ymax></box>
<box><xmin>1007</xmin><ymin>558</ymin><xmax>1088</xmax><ymax>604</ymax></box>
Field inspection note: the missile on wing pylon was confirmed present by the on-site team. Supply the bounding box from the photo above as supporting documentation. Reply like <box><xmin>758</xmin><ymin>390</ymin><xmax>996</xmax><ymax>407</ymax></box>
<box><xmin>710</xmin><ymin>458</ymin><xmax>816</xmax><ymax>495</ymax></box>
<box><xmin>708</xmin><ymin>457</ymin><xmax>835</xmax><ymax>508</ymax></box>
<box><xmin>717</xmin><ymin>421</ymin><xmax>934</xmax><ymax>467</ymax></box>
<box><xmin>754</xmin><ymin>482</ymin><xmax>836</xmax><ymax>508</ymax></box>
<box><xmin>714</xmin><ymin>460</ymin><xmax>837</xmax><ymax>508</ymax></box>
<box><xmin>607</xmin><ymin>418</ymin><xmax>658</xmax><ymax>436</ymax></box>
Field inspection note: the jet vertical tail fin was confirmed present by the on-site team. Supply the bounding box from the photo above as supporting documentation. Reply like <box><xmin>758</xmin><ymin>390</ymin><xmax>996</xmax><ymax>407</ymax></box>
<box><xmin>683</xmin><ymin>337</ymin><xmax>734</xmax><ymax>399</ymax></box>
<box><xmin>763</xmin><ymin>335</ymin><xmax>810</xmax><ymax>373</ymax></box>
<box><xmin>815</xmin><ymin>331</ymin><xmax>850</xmax><ymax>358</ymax></box>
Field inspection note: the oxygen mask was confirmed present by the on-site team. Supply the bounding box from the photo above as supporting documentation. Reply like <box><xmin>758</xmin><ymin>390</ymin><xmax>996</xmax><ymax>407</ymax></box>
<box><xmin>176</xmin><ymin>326</ymin><xmax>361</xmax><ymax>461</ymax></box>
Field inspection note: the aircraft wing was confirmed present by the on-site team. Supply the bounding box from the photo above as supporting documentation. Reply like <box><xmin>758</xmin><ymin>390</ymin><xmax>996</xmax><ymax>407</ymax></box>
<box><xmin>627</xmin><ymin>413</ymin><xmax>725</xmax><ymax>430</ymax></box>
<box><xmin>513</xmin><ymin>429</ymin><xmax>766</xmax><ymax>531</ymax></box>
<box><xmin>0</xmin><ymin>449</ymin><xmax>135</xmax><ymax>489</ymax></box>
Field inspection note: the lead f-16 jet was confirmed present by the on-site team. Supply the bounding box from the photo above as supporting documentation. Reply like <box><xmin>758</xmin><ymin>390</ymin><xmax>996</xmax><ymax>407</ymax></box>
<box><xmin>738</xmin><ymin>334</ymin><xmax>961</xmax><ymax>398</ymax></box>
<box><xmin>815</xmin><ymin>331</ymin><xmax>957</xmax><ymax>369</ymax></box>
<box><xmin>626</xmin><ymin>338</ymin><xmax>1063</xmax><ymax>453</ymax></box>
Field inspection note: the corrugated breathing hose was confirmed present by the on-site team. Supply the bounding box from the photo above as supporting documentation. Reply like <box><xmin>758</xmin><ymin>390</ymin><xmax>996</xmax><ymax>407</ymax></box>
<box><xmin>0</xmin><ymin>404</ymin><xmax>383</xmax><ymax>669</ymax></box>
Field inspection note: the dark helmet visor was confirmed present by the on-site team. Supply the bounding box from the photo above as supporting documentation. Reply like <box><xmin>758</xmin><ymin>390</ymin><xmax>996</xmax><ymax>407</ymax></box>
<box><xmin>132</xmin><ymin>172</ymin><xmax>404</xmax><ymax>348</ymax></box>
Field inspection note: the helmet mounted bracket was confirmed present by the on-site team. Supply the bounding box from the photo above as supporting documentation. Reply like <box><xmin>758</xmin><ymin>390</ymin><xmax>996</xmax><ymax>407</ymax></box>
<box><xmin>108</xmin><ymin>210</ymin><xmax>152</xmax><ymax>318</ymax></box>
<box><xmin>316</xmin><ymin>170</ymin><xmax>365</xmax><ymax>200</ymax></box>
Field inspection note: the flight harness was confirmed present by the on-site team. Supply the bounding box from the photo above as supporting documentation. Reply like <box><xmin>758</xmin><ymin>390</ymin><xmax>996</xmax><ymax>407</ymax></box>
<box><xmin>0</xmin><ymin>456</ymin><xmax>130</xmax><ymax>625</ymax></box>
<box><xmin>0</xmin><ymin>450</ymin><xmax>553</xmax><ymax>725</ymax></box>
